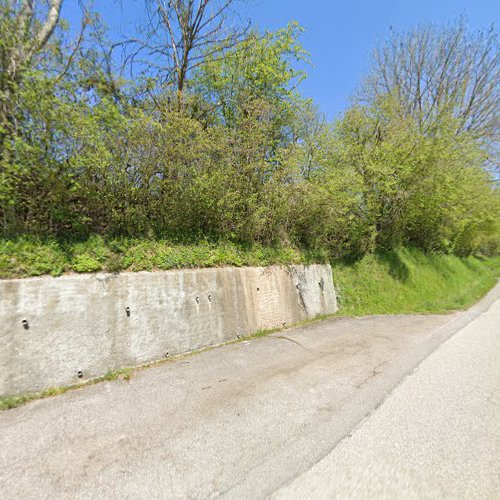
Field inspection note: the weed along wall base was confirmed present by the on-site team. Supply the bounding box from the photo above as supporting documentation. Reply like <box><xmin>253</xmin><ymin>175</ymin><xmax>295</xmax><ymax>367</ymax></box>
<box><xmin>0</xmin><ymin>265</ymin><xmax>337</xmax><ymax>396</ymax></box>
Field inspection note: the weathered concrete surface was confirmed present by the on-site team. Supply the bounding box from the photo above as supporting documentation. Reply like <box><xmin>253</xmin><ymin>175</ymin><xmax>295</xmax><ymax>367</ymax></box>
<box><xmin>0</xmin><ymin>265</ymin><xmax>336</xmax><ymax>396</ymax></box>
<box><xmin>3</xmin><ymin>286</ymin><xmax>498</xmax><ymax>499</ymax></box>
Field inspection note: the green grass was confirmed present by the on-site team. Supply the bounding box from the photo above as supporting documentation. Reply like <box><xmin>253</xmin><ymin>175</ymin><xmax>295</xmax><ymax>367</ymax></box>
<box><xmin>0</xmin><ymin>368</ymin><xmax>133</xmax><ymax>411</ymax></box>
<box><xmin>0</xmin><ymin>236</ymin><xmax>328</xmax><ymax>279</ymax></box>
<box><xmin>1</xmin><ymin>238</ymin><xmax>498</xmax><ymax>315</ymax></box>
<box><xmin>333</xmin><ymin>247</ymin><xmax>500</xmax><ymax>316</ymax></box>
<box><xmin>1</xmin><ymin>244</ymin><xmax>498</xmax><ymax>411</ymax></box>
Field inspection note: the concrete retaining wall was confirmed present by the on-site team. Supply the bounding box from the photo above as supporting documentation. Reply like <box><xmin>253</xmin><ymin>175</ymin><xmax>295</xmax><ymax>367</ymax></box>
<box><xmin>0</xmin><ymin>265</ymin><xmax>336</xmax><ymax>396</ymax></box>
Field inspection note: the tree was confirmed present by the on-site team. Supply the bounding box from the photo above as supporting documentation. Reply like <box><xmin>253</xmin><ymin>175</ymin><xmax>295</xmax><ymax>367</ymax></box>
<box><xmin>361</xmin><ymin>18</ymin><xmax>499</xmax><ymax>143</ymax></box>
<box><xmin>0</xmin><ymin>0</ymin><xmax>63</xmax><ymax>158</ymax></box>
<box><xmin>121</xmin><ymin>0</ymin><xmax>247</xmax><ymax>108</ymax></box>
<box><xmin>194</xmin><ymin>22</ymin><xmax>307</xmax><ymax>129</ymax></box>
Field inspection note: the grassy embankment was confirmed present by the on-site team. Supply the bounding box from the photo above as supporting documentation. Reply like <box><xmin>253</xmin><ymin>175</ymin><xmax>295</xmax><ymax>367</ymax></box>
<box><xmin>1</xmin><ymin>237</ymin><xmax>498</xmax><ymax>316</ymax></box>
<box><xmin>333</xmin><ymin>247</ymin><xmax>500</xmax><ymax>316</ymax></box>
<box><xmin>0</xmin><ymin>237</ymin><xmax>326</xmax><ymax>277</ymax></box>
<box><xmin>1</xmin><ymin>240</ymin><xmax>498</xmax><ymax>410</ymax></box>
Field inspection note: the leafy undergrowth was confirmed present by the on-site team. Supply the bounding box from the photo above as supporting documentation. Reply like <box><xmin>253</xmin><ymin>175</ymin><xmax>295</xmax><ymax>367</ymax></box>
<box><xmin>0</xmin><ymin>236</ymin><xmax>328</xmax><ymax>279</ymax></box>
<box><xmin>333</xmin><ymin>247</ymin><xmax>500</xmax><ymax>316</ymax></box>
<box><xmin>1</xmin><ymin>238</ymin><xmax>498</xmax><ymax>317</ymax></box>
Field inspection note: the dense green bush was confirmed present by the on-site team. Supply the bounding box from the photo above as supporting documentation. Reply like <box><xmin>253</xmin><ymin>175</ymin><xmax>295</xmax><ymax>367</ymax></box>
<box><xmin>0</xmin><ymin>10</ymin><xmax>498</xmax><ymax>262</ymax></box>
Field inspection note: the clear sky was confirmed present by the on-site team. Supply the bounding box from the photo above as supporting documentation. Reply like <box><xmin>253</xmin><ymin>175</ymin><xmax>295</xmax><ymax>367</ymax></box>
<box><xmin>62</xmin><ymin>0</ymin><xmax>499</xmax><ymax>119</ymax></box>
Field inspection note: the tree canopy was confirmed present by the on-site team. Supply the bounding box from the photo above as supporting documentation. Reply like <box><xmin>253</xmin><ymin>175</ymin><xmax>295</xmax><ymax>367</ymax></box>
<box><xmin>0</xmin><ymin>2</ymin><xmax>498</xmax><ymax>258</ymax></box>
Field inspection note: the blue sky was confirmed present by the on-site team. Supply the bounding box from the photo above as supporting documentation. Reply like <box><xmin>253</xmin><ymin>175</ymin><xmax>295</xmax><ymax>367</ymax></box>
<box><xmin>63</xmin><ymin>0</ymin><xmax>498</xmax><ymax>119</ymax></box>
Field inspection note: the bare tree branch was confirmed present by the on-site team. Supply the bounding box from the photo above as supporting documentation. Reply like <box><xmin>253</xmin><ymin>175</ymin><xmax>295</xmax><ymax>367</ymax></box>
<box><xmin>30</xmin><ymin>0</ymin><xmax>64</xmax><ymax>58</ymax></box>
<box><xmin>120</xmin><ymin>0</ymin><xmax>249</xmax><ymax>108</ymax></box>
<box><xmin>361</xmin><ymin>18</ymin><xmax>499</xmax><ymax>142</ymax></box>
<box><xmin>1</xmin><ymin>0</ymin><xmax>65</xmax><ymax>158</ymax></box>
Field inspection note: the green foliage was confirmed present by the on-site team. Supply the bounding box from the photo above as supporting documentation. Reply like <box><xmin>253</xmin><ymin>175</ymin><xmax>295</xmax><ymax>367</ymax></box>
<box><xmin>333</xmin><ymin>247</ymin><xmax>500</xmax><ymax>316</ymax></box>
<box><xmin>0</xmin><ymin>236</ymin><xmax>327</xmax><ymax>279</ymax></box>
<box><xmin>294</xmin><ymin>97</ymin><xmax>500</xmax><ymax>257</ymax></box>
<box><xmin>0</xmin><ymin>10</ymin><xmax>498</xmax><ymax>267</ymax></box>
<box><xmin>0</xmin><ymin>238</ymin><xmax>67</xmax><ymax>277</ymax></box>
<box><xmin>193</xmin><ymin>22</ymin><xmax>308</xmax><ymax>129</ymax></box>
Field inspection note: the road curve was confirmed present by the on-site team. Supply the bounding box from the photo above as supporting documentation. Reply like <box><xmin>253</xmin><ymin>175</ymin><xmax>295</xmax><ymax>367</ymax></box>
<box><xmin>274</xmin><ymin>290</ymin><xmax>500</xmax><ymax>499</ymax></box>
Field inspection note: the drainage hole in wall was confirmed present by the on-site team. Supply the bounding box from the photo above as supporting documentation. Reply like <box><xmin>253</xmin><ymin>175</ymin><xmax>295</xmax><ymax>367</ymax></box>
<box><xmin>77</xmin><ymin>370</ymin><xmax>83</xmax><ymax>379</ymax></box>
<box><xmin>21</xmin><ymin>319</ymin><xmax>29</xmax><ymax>330</ymax></box>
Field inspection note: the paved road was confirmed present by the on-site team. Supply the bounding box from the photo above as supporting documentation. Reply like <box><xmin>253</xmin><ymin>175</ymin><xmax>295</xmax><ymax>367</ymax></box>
<box><xmin>274</xmin><ymin>292</ymin><xmax>500</xmax><ymax>499</ymax></box>
<box><xmin>1</xmin><ymin>285</ymin><xmax>498</xmax><ymax>499</ymax></box>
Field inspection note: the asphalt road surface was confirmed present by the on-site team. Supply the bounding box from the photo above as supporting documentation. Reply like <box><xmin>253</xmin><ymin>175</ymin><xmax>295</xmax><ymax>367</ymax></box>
<box><xmin>1</xmin><ymin>285</ymin><xmax>499</xmax><ymax>499</ymax></box>
<box><xmin>274</xmin><ymin>289</ymin><xmax>500</xmax><ymax>499</ymax></box>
